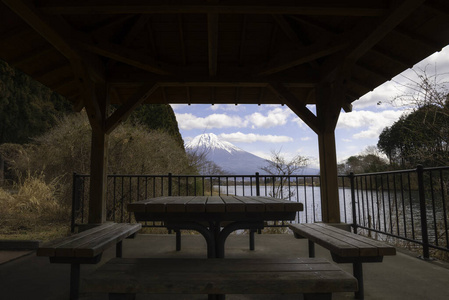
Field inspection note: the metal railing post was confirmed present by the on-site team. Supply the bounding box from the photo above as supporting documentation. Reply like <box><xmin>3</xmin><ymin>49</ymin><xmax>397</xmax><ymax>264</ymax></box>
<box><xmin>168</xmin><ymin>173</ymin><xmax>172</xmax><ymax>196</ymax></box>
<box><xmin>255</xmin><ymin>172</ymin><xmax>260</xmax><ymax>196</ymax></box>
<box><xmin>417</xmin><ymin>165</ymin><xmax>430</xmax><ymax>259</ymax></box>
<box><xmin>71</xmin><ymin>172</ymin><xmax>78</xmax><ymax>233</ymax></box>
<box><xmin>349</xmin><ymin>172</ymin><xmax>358</xmax><ymax>234</ymax></box>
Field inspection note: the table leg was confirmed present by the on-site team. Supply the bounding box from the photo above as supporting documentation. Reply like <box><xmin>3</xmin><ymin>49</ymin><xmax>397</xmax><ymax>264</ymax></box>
<box><xmin>166</xmin><ymin>221</ymin><xmax>216</xmax><ymax>258</ymax></box>
<box><xmin>216</xmin><ymin>221</ymin><xmax>264</xmax><ymax>258</ymax></box>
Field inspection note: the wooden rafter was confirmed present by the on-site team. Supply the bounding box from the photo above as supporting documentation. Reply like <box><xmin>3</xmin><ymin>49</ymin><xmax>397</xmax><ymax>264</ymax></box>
<box><xmin>80</xmin><ymin>40</ymin><xmax>171</xmax><ymax>75</ymax></box>
<box><xmin>9</xmin><ymin>45</ymin><xmax>53</xmax><ymax>65</ymax></box>
<box><xmin>392</xmin><ymin>28</ymin><xmax>441</xmax><ymax>52</ymax></box>
<box><xmin>258</xmin><ymin>36</ymin><xmax>349</xmax><ymax>76</ymax></box>
<box><xmin>268</xmin><ymin>82</ymin><xmax>319</xmax><ymax>133</ymax></box>
<box><xmin>346</xmin><ymin>0</ymin><xmax>426</xmax><ymax>63</ymax></box>
<box><xmin>105</xmin><ymin>83</ymin><xmax>159</xmax><ymax>134</ymax></box>
<box><xmin>371</xmin><ymin>47</ymin><xmax>412</xmax><ymax>69</ymax></box>
<box><xmin>38</xmin><ymin>2</ymin><xmax>388</xmax><ymax>17</ymax></box>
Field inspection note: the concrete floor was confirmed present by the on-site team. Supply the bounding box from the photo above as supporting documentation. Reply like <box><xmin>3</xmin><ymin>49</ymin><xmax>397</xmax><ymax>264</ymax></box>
<box><xmin>1</xmin><ymin>233</ymin><xmax>449</xmax><ymax>300</ymax></box>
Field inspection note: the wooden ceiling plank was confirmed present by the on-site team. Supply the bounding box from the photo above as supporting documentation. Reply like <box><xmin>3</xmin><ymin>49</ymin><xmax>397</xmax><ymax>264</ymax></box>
<box><xmin>38</xmin><ymin>2</ymin><xmax>388</xmax><ymax>17</ymax></box>
<box><xmin>105</xmin><ymin>82</ymin><xmax>159</xmax><ymax>134</ymax></box>
<box><xmin>178</xmin><ymin>14</ymin><xmax>187</xmax><ymax>65</ymax></box>
<box><xmin>208</xmin><ymin>13</ymin><xmax>218</xmax><ymax>77</ymax></box>
<box><xmin>238</xmin><ymin>15</ymin><xmax>247</xmax><ymax>66</ymax></box>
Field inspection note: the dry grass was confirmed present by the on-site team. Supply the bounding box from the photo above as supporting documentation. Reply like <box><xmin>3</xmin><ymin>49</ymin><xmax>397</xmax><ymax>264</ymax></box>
<box><xmin>0</xmin><ymin>174</ymin><xmax>71</xmax><ymax>242</ymax></box>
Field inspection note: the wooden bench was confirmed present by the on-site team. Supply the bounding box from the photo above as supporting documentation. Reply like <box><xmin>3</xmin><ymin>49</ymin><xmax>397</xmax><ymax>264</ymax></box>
<box><xmin>81</xmin><ymin>257</ymin><xmax>358</xmax><ymax>300</ymax></box>
<box><xmin>37</xmin><ymin>222</ymin><xmax>141</xmax><ymax>300</ymax></box>
<box><xmin>289</xmin><ymin>223</ymin><xmax>396</xmax><ymax>300</ymax></box>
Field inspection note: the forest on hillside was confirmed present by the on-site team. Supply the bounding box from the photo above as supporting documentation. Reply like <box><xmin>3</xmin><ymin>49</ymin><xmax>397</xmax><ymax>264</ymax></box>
<box><xmin>0</xmin><ymin>60</ymin><xmax>196</xmax><ymax>240</ymax></box>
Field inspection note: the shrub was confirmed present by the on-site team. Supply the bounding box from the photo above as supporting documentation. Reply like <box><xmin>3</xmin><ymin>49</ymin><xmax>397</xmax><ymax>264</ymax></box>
<box><xmin>1</xmin><ymin>112</ymin><xmax>193</xmax><ymax>207</ymax></box>
<box><xmin>0</xmin><ymin>173</ymin><xmax>68</xmax><ymax>231</ymax></box>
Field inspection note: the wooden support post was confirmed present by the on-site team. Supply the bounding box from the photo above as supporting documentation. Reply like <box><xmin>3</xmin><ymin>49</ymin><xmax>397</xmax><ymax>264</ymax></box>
<box><xmin>316</xmin><ymin>81</ymin><xmax>342</xmax><ymax>223</ymax></box>
<box><xmin>88</xmin><ymin>128</ymin><xmax>109</xmax><ymax>224</ymax></box>
<box><xmin>87</xmin><ymin>83</ymin><xmax>110</xmax><ymax>224</ymax></box>
<box><xmin>317</xmin><ymin>130</ymin><xmax>340</xmax><ymax>223</ymax></box>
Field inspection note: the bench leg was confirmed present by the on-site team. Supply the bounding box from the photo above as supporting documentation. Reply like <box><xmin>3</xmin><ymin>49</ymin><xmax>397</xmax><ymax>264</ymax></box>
<box><xmin>116</xmin><ymin>241</ymin><xmax>123</xmax><ymax>258</ymax></box>
<box><xmin>109</xmin><ymin>293</ymin><xmax>136</xmax><ymax>300</ymax></box>
<box><xmin>353</xmin><ymin>261</ymin><xmax>364</xmax><ymax>299</ymax></box>
<box><xmin>308</xmin><ymin>240</ymin><xmax>315</xmax><ymax>258</ymax></box>
<box><xmin>304</xmin><ymin>293</ymin><xmax>332</xmax><ymax>300</ymax></box>
<box><xmin>249</xmin><ymin>229</ymin><xmax>255</xmax><ymax>251</ymax></box>
<box><xmin>70</xmin><ymin>263</ymin><xmax>80</xmax><ymax>300</ymax></box>
<box><xmin>176</xmin><ymin>229</ymin><xmax>181</xmax><ymax>251</ymax></box>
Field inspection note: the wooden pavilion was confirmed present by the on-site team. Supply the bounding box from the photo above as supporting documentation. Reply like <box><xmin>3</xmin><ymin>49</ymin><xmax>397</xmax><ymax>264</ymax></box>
<box><xmin>1</xmin><ymin>0</ymin><xmax>449</xmax><ymax>225</ymax></box>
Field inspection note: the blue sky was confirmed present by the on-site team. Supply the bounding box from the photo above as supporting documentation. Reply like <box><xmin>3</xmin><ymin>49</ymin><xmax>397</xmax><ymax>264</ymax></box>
<box><xmin>172</xmin><ymin>46</ymin><xmax>449</xmax><ymax>168</ymax></box>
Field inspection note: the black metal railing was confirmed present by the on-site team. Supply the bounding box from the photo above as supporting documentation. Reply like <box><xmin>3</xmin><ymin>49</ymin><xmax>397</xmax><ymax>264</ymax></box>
<box><xmin>72</xmin><ymin>166</ymin><xmax>449</xmax><ymax>259</ymax></box>
<box><xmin>71</xmin><ymin>173</ymin><xmax>325</xmax><ymax>231</ymax></box>
<box><xmin>347</xmin><ymin>165</ymin><xmax>449</xmax><ymax>260</ymax></box>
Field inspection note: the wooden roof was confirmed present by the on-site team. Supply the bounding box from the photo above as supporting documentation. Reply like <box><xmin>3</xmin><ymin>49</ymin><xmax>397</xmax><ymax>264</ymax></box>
<box><xmin>1</xmin><ymin>1</ymin><xmax>449</xmax><ymax>115</ymax></box>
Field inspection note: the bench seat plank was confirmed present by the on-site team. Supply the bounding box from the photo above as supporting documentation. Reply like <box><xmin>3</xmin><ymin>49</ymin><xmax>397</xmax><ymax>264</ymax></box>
<box><xmin>82</xmin><ymin>258</ymin><xmax>358</xmax><ymax>295</ymax></box>
<box><xmin>313</xmin><ymin>223</ymin><xmax>396</xmax><ymax>256</ymax></box>
<box><xmin>37</xmin><ymin>223</ymin><xmax>142</xmax><ymax>258</ymax></box>
<box><xmin>289</xmin><ymin>223</ymin><xmax>396</xmax><ymax>258</ymax></box>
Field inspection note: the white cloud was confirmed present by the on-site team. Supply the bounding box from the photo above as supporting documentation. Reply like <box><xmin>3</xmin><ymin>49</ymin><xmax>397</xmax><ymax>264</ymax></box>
<box><xmin>246</xmin><ymin>107</ymin><xmax>293</xmax><ymax>128</ymax></box>
<box><xmin>338</xmin><ymin>109</ymin><xmax>404</xmax><ymax>139</ymax></box>
<box><xmin>300</xmin><ymin>137</ymin><xmax>311</xmax><ymax>141</ymax></box>
<box><xmin>176</xmin><ymin>113</ymin><xmax>248</xmax><ymax>130</ymax></box>
<box><xmin>219</xmin><ymin>132</ymin><xmax>293</xmax><ymax>143</ymax></box>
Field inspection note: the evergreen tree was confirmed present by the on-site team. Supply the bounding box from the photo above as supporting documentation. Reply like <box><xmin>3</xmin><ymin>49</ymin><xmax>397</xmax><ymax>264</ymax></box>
<box><xmin>0</xmin><ymin>60</ymin><xmax>72</xmax><ymax>144</ymax></box>
<box><xmin>128</xmin><ymin>104</ymin><xmax>184</xmax><ymax>149</ymax></box>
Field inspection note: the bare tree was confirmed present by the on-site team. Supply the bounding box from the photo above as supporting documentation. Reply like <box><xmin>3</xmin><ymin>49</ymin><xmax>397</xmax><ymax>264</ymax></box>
<box><xmin>261</xmin><ymin>149</ymin><xmax>309</xmax><ymax>200</ymax></box>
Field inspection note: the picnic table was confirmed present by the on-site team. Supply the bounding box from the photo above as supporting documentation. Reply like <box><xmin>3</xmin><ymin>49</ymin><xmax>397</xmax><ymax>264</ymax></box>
<box><xmin>127</xmin><ymin>195</ymin><xmax>303</xmax><ymax>258</ymax></box>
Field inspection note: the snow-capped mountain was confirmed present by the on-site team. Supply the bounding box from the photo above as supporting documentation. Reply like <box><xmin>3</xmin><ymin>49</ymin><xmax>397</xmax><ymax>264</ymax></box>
<box><xmin>186</xmin><ymin>133</ymin><xmax>242</xmax><ymax>154</ymax></box>
<box><xmin>185</xmin><ymin>133</ymin><xmax>269</xmax><ymax>174</ymax></box>
<box><xmin>186</xmin><ymin>133</ymin><xmax>319</xmax><ymax>175</ymax></box>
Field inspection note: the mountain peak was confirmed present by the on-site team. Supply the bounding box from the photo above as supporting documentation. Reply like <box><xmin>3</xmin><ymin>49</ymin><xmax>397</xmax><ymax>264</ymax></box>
<box><xmin>186</xmin><ymin>133</ymin><xmax>242</xmax><ymax>154</ymax></box>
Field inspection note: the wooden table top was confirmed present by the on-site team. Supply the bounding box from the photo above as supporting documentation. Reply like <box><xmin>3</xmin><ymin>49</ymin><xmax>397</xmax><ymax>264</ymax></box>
<box><xmin>127</xmin><ymin>196</ymin><xmax>303</xmax><ymax>214</ymax></box>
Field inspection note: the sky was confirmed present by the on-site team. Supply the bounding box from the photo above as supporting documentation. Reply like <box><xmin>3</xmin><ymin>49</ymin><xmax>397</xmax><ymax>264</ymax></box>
<box><xmin>171</xmin><ymin>46</ymin><xmax>449</xmax><ymax>168</ymax></box>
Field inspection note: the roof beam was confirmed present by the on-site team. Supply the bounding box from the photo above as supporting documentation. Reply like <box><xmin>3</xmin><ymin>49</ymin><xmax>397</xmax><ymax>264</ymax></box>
<box><xmin>105</xmin><ymin>82</ymin><xmax>159</xmax><ymax>134</ymax></box>
<box><xmin>38</xmin><ymin>2</ymin><xmax>388</xmax><ymax>16</ymax></box>
<box><xmin>346</xmin><ymin>0</ymin><xmax>426</xmax><ymax>63</ymax></box>
<box><xmin>80</xmin><ymin>40</ymin><xmax>171</xmax><ymax>75</ymax></box>
<box><xmin>258</xmin><ymin>36</ymin><xmax>349</xmax><ymax>76</ymax></box>
<box><xmin>268</xmin><ymin>82</ymin><xmax>319</xmax><ymax>133</ymax></box>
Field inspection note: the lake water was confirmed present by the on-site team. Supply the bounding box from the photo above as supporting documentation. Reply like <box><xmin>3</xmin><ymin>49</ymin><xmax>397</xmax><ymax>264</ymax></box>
<box><xmin>216</xmin><ymin>184</ymin><xmax>447</xmax><ymax>243</ymax></box>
